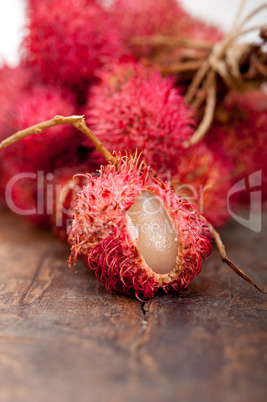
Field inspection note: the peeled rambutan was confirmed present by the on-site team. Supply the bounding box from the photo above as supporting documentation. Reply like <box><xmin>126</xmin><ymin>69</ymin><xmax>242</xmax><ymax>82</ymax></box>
<box><xmin>22</xmin><ymin>0</ymin><xmax>124</xmax><ymax>92</ymax></box>
<box><xmin>84</xmin><ymin>61</ymin><xmax>195</xmax><ymax>173</ymax></box>
<box><xmin>68</xmin><ymin>154</ymin><xmax>212</xmax><ymax>300</ymax></box>
<box><xmin>165</xmin><ymin>143</ymin><xmax>236</xmax><ymax>228</ymax></box>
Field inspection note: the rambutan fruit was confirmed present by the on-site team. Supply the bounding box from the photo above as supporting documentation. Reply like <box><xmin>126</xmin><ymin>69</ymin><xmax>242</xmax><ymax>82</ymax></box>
<box><xmin>110</xmin><ymin>0</ymin><xmax>223</xmax><ymax>60</ymax></box>
<box><xmin>22</xmin><ymin>0</ymin><xmax>124</xmax><ymax>92</ymax></box>
<box><xmin>111</xmin><ymin>0</ymin><xmax>184</xmax><ymax>52</ymax></box>
<box><xmin>68</xmin><ymin>154</ymin><xmax>212</xmax><ymax>300</ymax></box>
<box><xmin>174</xmin><ymin>9</ymin><xmax>224</xmax><ymax>44</ymax></box>
<box><xmin>208</xmin><ymin>89</ymin><xmax>267</xmax><ymax>205</ymax></box>
<box><xmin>0</xmin><ymin>63</ymin><xmax>37</xmax><ymax>200</ymax></box>
<box><xmin>1</xmin><ymin>85</ymin><xmax>78</xmax><ymax>170</ymax></box>
<box><xmin>1</xmin><ymin>83</ymin><xmax>81</xmax><ymax>228</ymax></box>
<box><xmin>84</xmin><ymin>61</ymin><xmax>195</xmax><ymax>173</ymax></box>
<box><xmin>50</xmin><ymin>152</ymin><xmax>104</xmax><ymax>242</ymax></box>
<box><xmin>166</xmin><ymin>143</ymin><xmax>236</xmax><ymax>228</ymax></box>
<box><xmin>0</xmin><ymin>64</ymin><xmax>32</xmax><ymax>136</ymax></box>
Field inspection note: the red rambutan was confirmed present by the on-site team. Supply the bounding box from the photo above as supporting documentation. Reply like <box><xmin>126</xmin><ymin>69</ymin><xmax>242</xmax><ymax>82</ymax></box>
<box><xmin>84</xmin><ymin>61</ymin><xmax>195</xmax><ymax>173</ymax></box>
<box><xmin>110</xmin><ymin>0</ymin><xmax>223</xmax><ymax>59</ymax></box>
<box><xmin>50</xmin><ymin>152</ymin><xmax>104</xmax><ymax>241</ymax></box>
<box><xmin>0</xmin><ymin>64</ymin><xmax>37</xmax><ymax>200</ymax></box>
<box><xmin>174</xmin><ymin>9</ymin><xmax>224</xmax><ymax>44</ymax></box>
<box><xmin>166</xmin><ymin>143</ymin><xmax>236</xmax><ymax>227</ymax></box>
<box><xmin>111</xmin><ymin>0</ymin><xmax>184</xmax><ymax>49</ymax></box>
<box><xmin>22</xmin><ymin>0</ymin><xmax>124</xmax><ymax>92</ymax></box>
<box><xmin>1</xmin><ymin>83</ymin><xmax>80</xmax><ymax>227</ymax></box>
<box><xmin>68</xmin><ymin>154</ymin><xmax>212</xmax><ymax>300</ymax></box>
<box><xmin>0</xmin><ymin>64</ymin><xmax>38</xmax><ymax>141</ymax></box>
<box><xmin>208</xmin><ymin>89</ymin><xmax>267</xmax><ymax>204</ymax></box>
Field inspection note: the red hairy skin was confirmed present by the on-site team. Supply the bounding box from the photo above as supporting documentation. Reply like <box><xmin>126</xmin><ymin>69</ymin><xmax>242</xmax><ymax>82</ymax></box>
<box><xmin>111</xmin><ymin>0</ymin><xmax>185</xmax><ymax>54</ymax></box>
<box><xmin>173</xmin><ymin>10</ymin><xmax>224</xmax><ymax>43</ymax></box>
<box><xmin>110</xmin><ymin>0</ymin><xmax>223</xmax><ymax>60</ymax></box>
<box><xmin>22</xmin><ymin>0</ymin><xmax>124</xmax><ymax>93</ymax></box>
<box><xmin>0</xmin><ymin>64</ymin><xmax>37</xmax><ymax>200</ymax></box>
<box><xmin>209</xmin><ymin>89</ymin><xmax>267</xmax><ymax>205</ymax></box>
<box><xmin>164</xmin><ymin>143</ymin><xmax>236</xmax><ymax>228</ymax></box>
<box><xmin>84</xmin><ymin>61</ymin><xmax>195</xmax><ymax>173</ymax></box>
<box><xmin>68</xmin><ymin>155</ymin><xmax>212</xmax><ymax>300</ymax></box>
<box><xmin>51</xmin><ymin>153</ymin><xmax>103</xmax><ymax>241</ymax></box>
<box><xmin>0</xmin><ymin>83</ymin><xmax>81</xmax><ymax>228</ymax></box>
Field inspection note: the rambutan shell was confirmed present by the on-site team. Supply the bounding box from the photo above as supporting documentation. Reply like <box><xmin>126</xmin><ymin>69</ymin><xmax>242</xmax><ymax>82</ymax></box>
<box><xmin>1</xmin><ymin>83</ymin><xmax>80</xmax><ymax>227</ymax></box>
<box><xmin>22</xmin><ymin>0</ymin><xmax>124</xmax><ymax>92</ymax></box>
<box><xmin>110</xmin><ymin>0</ymin><xmax>223</xmax><ymax>59</ymax></box>
<box><xmin>84</xmin><ymin>61</ymin><xmax>195</xmax><ymax>173</ymax></box>
<box><xmin>208</xmin><ymin>89</ymin><xmax>267</xmax><ymax>205</ymax></box>
<box><xmin>164</xmin><ymin>143</ymin><xmax>236</xmax><ymax>227</ymax></box>
<box><xmin>50</xmin><ymin>152</ymin><xmax>103</xmax><ymax>241</ymax></box>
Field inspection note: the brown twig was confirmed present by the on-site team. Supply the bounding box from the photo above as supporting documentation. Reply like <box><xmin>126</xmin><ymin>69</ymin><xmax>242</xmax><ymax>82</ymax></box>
<box><xmin>240</xmin><ymin>3</ymin><xmax>267</xmax><ymax>27</ymax></box>
<box><xmin>133</xmin><ymin>3</ymin><xmax>266</xmax><ymax>149</ymax></box>
<box><xmin>158</xmin><ymin>59</ymin><xmax>203</xmax><ymax>75</ymax></box>
<box><xmin>184</xmin><ymin>70</ymin><xmax>217</xmax><ymax>147</ymax></box>
<box><xmin>0</xmin><ymin>115</ymin><xmax>116</xmax><ymax>165</ymax></box>
<box><xmin>132</xmin><ymin>34</ymin><xmax>213</xmax><ymax>50</ymax></box>
<box><xmin>185</xmin><ymin>60</ymin><xmax>210</xmax><ymax>104</ymax></box>
<box><xmin>182</xmin><ymin>3</ymin><xmax>267</xmax><ymax>146</ymax></box>
<box><xmin>210</xmin><ymin>224</ymin><xmax>267</xmax><ymax>294</ymax></box>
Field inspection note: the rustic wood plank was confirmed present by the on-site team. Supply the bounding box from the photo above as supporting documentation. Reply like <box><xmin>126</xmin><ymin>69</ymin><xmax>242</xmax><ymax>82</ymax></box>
<box><xmin>0</xmin><ymin>208</ymin><xmax>266</xmax><ymax>402</ymax></box>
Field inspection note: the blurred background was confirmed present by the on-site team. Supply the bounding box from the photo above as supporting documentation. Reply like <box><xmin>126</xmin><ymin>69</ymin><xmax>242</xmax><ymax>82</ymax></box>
<box><xmin>0</xmin><ymin>0</ymin><xmax>266</xmax><ymax>66</ymax></box>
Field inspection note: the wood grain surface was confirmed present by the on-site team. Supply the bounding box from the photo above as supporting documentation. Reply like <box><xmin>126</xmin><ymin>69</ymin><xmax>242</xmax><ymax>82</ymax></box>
<box><xmin>0</xmin><ymin>208</ymin><xmax>266</xmax><ymax>402</ymax></box>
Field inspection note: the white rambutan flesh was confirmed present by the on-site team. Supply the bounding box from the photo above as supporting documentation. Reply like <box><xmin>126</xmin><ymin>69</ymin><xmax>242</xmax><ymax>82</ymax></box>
<box><xmin>126</xmin><ymin>190</ymin><xmax>178</xmax><ymax>274</ymax></box>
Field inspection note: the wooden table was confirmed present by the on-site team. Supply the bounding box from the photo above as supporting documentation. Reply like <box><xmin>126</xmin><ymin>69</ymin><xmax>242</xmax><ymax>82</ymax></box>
<box><xmin>0</xmin><ymin>208</ymin><xmax>266</xmax><ymax>402</ymax></box>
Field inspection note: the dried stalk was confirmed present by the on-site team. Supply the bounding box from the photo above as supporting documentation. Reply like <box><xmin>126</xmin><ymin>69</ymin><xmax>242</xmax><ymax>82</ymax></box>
<box><xmin>185</xmin><ymin>60</ymin><xmax>210</xmax><ymax>104</ymax></box>
<box><xmin>185</xmin><ymin>71</ymin><xmax>217</xmax><ymax>147</ymax></box>
<box><xmin>231</xmin><ymin>0</ymin><xmax>246</xmax><ymax>29</ymax></box>
<box><xmin>159</xmin><ymin>59</ymin><xmax>203</xmax><ymax>75</ymax></box>
<box><xmin>183</xmin><ymin>2</ymin><xmax>267</xmax><ymax>146</ymax></box>
<box><xmin>240</xmin><ymin>3</ymin><xmax>267</xmax><ymax>26</ymax></box>
<box><xmin>132</xmin><ymin>34</ymin><xmax>213</xmax><ymax>50</ymax></box>
<box><xmin>133</xmin><ymin>2</ymin><xmax>267</xmax><ymax>147</ymax></box>
<box><xmin>210</xmin><ymin>224</ymin><xmax>267</xmax><ymax>294</ymax></box>
<box><xmin>0</xmin><ymin>115</ymin><xmax>116</xmax><ymax>165</ymax></box>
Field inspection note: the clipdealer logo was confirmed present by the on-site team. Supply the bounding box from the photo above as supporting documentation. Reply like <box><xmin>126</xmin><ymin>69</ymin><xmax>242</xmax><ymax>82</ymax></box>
<box><xmin>227</xmin><ymin>170</ymin><xmax>262</xmax><ymax>233</ymax></box>
<box><xmin>5</xmin><ymin>170</ymin><xmax>263</xmax><ymax>233</ymax></box>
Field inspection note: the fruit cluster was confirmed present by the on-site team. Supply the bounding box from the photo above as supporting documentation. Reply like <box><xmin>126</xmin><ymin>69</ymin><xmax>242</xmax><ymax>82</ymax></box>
<box><xmin>0</xmin><ymin>0</ymin><xmax>266</xmax><ymax>299</ymax></box>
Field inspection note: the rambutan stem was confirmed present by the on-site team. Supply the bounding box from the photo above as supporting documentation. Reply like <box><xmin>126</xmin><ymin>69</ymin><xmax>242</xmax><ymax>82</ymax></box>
<box><xmin>185</xmin><ymin>70</ymin><xmax>217</xmax><ymax>147</ymax></box>
<box><xmin>210</xmin><ymin>224</ymin><xmax>267</xmax><ymax>294</ymax></box>
<box><xmin>240</xmin><ymin>3</ymin><xmax>267</xmax><ymax>27</ymax></box>
<box><xmin>182</xmin><ymin>2</ymin><xmax>267</xmax><ymax>147</ymax></box>
<box><xmin>0</xmin><ymin>115</ymin><xmax>116</xmax><ymax>165</ymax></box>
<box><xmin>0</xmin><ymin>115</ymin><xmax>82</xmax><ymax>148</ymax></box>
<box><xmin>71</xmin><ymin>117</ymin><xmax>116</xmax><ymax>164</ymax></box>
<box><xmin>132</xmin><ymin>34</ymin><xmax>213</xmax><ymax>50</ymax></box>
<box><xmin>185</xmin><ymin>60</ymin><xmax>210</xmax><ymax>104</ymax></box>
<box><xmin>159</xmin><ymin>60</ymin><xmax>203</xmax><ymax>76</ymax></box>
<box><xmin>231</xmin><ymin>0</ymin><xmax>246</xmax><ymax>29</ymax></box>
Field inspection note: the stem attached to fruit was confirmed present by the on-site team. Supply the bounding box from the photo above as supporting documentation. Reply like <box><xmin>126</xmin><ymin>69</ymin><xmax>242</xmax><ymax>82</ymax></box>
<box><xmin>0</xmin><ymin>115</ymin><xmax>116</xmax><ymax>165</ymax></box>
<box><xmin>210</xmin><ymin>224</ymin><xmax>267</xmax><ymax>294</ymax></box>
